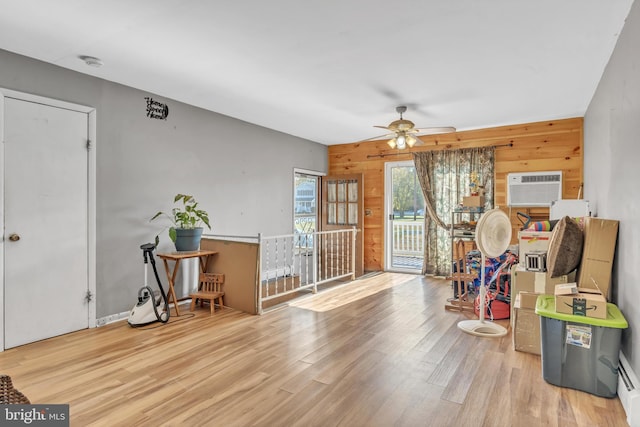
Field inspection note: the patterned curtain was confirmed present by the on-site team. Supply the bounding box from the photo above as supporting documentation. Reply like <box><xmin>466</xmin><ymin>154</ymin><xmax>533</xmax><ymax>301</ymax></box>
<box><xmin>412</xmin><ymin>147</ymin><xmax>495</xmax><ymax>275</ymax></box>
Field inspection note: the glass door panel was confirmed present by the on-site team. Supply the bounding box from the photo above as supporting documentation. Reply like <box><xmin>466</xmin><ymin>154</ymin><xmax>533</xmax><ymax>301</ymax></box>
<box><xmin>385</xmin><ymin>161</ymin><xmax>425</xmax><ymax>271</ymax></box>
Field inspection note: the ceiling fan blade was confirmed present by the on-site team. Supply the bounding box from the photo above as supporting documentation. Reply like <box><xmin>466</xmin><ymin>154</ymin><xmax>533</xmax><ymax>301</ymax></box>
<box><xmin>373</xmin><ymin>125</ymin><xmax>391</xmax><ymax>130</ymax></box>
<box><xmin>353</xmin><ymin>132</ymin><xmax>395</xmax><ymax>143</ymax></box>
<box><xmin>413</xmin><ymin>126</ymin><xmax>456</xmax><ymax>135</ymax></box>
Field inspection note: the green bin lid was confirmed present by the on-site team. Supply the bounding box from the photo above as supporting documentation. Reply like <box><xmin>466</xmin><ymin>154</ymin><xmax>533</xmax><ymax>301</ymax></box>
<box><xmin>535</xmin><ymin>295</ymin><xmax>628</xmax><ymax>328</ymax></box>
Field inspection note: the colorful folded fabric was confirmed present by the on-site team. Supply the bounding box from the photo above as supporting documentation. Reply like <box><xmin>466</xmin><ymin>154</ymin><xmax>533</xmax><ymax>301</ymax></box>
<box><xmin>527</xmin><ymin>220</ymin><xmax>555</xmax><ymax>231</ymax></box>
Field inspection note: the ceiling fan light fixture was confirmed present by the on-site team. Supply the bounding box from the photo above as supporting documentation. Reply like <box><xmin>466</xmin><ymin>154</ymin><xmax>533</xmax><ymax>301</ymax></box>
<box><xmin>406</xmin><ymin>135</ymin><xmax>417</xmax><ymax>148</ymax></box>
<box><xmin>366</xmin><ymin>105</ymin><xmax>455</xmax><ymax>149</ymax></box>
<box><xmin>396</xmin><ymin>134</ymin><xmax>406</xmax><ymax>149</ymax></box>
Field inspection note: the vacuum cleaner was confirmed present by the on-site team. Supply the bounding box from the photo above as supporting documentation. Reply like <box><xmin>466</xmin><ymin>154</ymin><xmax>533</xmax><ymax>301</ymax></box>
<box><xmin>128</xmin><ymin>243</ymin><xmax>170</xmax><ymax>327</ymax></box>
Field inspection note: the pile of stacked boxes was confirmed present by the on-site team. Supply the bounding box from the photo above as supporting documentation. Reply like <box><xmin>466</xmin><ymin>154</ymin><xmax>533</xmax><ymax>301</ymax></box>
<box><xmin>511</xmin><ymin>216</ymin><xmax>628</xmax><ymax>397</ymax></box>
<box><xmin>512</xmin><ymin>217</ymin><xmax>619</xmax><ymax>355</ymax></box>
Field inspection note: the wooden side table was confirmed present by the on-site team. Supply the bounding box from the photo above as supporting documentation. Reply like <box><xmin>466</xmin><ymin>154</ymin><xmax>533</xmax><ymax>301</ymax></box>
<box><xmin>157</xmin><ymin>250</ymin><xmax>218</xmax><ymax>316</ymax></box>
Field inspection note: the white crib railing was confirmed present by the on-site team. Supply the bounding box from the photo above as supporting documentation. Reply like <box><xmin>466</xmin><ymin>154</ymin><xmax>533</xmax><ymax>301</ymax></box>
<box><xmin>259</xmin><ymin>227</ymin><xmax>358</xmax><ymax>313</ymax></box>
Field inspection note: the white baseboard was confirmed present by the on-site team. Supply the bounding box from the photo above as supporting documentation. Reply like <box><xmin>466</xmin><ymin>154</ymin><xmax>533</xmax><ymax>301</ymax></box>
<box><xmin>95</xmin><ymin>301</ymin><xmax>191</xmax><ymax>327</ymax></box>
<box><xmin>618</xmin><ymin>352</ymin><xmax>640</xmax><ymax>427</ymax></box>
<box><xmin>96</xmin><ymin>310</ymin><xmax>130</xmax><ymax>326</ymax></box>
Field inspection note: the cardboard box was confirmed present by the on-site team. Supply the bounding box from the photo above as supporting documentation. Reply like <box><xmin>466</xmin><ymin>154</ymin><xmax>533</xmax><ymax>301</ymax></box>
<box><xmin>512</xmin><ymin>292</ymin><xmax>541</xmax><ymax>355</ymax></box>
<box><xmin>554</xmin><ymin>286</ymin><xmax>607</xmax><ymax>319</ymax></box>
<box><xmin>517</xmin><ymin>291</ymin><xmax>540</xmax><ymax>310</ymax></box>
<box><xmin>510</xmin><ymin>288</ymin><xmax>538</xmax><ymax>330</ymax></box>
<box><xmin>518</xmin><ymin>231</ymin><xmax>552</xmax><ymax>267</ymax></box>
<box><xmin>510</xmin><ymin>290</ymin><xmax>541</xmax><ymax>329</ymax></box>
<box><xmin>555</xmin><ymin>282</ymin><xmax>578</xmax><ymax>295</ymax></box>
<box><xmin>512</xmin><ymin>266</ymin><xmax>572</xmax><ymax>296</ymax></box>
<box><xmin>463</xmin><ymin>195</ymin><xmax>485</xmax><ymax>207</ymax></box>
<box><xmin>576</xmin><ymin>217</ymin><xmax>619</xmax><ymax>300</ymax></box>
<box><xmin>510</xmin><ymin>267</ymin><xmax>573</xmax><ymax>320</ymax></box>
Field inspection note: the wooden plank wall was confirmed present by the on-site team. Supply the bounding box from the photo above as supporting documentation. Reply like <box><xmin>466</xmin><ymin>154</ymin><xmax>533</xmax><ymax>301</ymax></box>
<box><xmin>327</xmin><ymin>117</ymin><xmax>584</xmax><ymax>272</ymax></box>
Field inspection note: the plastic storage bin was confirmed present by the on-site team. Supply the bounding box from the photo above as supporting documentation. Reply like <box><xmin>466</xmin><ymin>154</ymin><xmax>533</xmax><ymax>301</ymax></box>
<box><xmin>535</xmin><ymin>295</ymin><xmax>628</xmax><ymax>397</ymax></box>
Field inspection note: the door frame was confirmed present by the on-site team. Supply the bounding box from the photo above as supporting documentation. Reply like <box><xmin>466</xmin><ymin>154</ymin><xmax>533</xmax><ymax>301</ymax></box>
<box><xmin>293</xmin><ymin>167</ymin><xmax>324</xmax><ymax>234</ymax></box>
<box><xmin>0</xmin><ymin>88</ymin><xmax>97</xmax><ymax>351</ymax></box>
<box><xmin>384</xmin><ymin>160</ymin><xmax>423</xmax><ymax>272</ymax></box>
<box><xmin>293</xmin><ymin>168</ymin><xmax>324</xmax><ymax>284</ymax></box>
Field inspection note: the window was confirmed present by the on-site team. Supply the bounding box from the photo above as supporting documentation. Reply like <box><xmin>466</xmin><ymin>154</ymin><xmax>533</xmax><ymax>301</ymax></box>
<box><xmin>325</xmin><ymin>178</ymin><xmax>358</xmax><ymax>225</ymax></box>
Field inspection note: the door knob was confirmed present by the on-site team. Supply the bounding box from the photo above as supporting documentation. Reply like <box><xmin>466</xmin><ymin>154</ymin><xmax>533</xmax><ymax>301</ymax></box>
<box><xmin>8</xmin><ymin>233</ymin><xmax>20</xmax><ymax>242</ymax></box>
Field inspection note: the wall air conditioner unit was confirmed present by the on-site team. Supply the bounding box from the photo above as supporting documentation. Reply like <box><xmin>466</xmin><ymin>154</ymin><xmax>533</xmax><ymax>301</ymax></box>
<box><xmin>507</xmin><ymin>171</ymin><xmax>562</xmax><ymax>207</ymax></box>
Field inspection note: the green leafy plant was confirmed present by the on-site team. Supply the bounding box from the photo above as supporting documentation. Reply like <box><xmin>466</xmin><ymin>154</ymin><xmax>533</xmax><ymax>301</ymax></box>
<box><xmin>151</xmin><ymin>193</ymin><xmax>211</xmax><ymax>245</ymax></box>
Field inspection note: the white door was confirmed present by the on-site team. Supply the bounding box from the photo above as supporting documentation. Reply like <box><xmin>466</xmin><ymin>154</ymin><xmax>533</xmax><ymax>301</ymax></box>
<box><xmin>385</xmin><ymin>161</ymin><xmax>425</xmax><ymax>272</ymax></box>
<box><xmin>2</xmin><ymin>94</ymin><xmax>95</xmax><ymax>349</ymax></box>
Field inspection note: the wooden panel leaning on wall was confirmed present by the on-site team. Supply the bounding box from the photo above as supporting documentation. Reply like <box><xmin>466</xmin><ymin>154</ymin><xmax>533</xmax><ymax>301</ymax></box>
<box><xmin>327</xmin><ymin>117</ymin><xmax>583</xmax><ymax>272</ymax></box>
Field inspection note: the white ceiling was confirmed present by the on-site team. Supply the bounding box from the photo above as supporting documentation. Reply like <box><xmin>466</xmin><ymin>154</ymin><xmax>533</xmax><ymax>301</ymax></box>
<box><xmin>0</xmin><ymin>0</ymin><xmax>634</xmax><ymax>145</ymax></box>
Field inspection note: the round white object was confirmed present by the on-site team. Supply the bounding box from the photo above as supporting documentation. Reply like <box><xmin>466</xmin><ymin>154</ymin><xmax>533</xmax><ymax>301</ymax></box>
<box><xmin>475</xmin><ymin>208</ymin><xmax>512</xmax><ymax>258</ymax></box>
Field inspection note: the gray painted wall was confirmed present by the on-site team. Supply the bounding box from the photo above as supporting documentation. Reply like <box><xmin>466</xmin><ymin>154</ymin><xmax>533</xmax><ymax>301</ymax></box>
<box><xmin>0</xmin><ymin>49</ymin><xmax>327</xmax><ymax>318</ymax></box>
<box><xmin>584</xmin><ymin>1</ymin><xmax>640</xmax><ymax>377</ymax></box>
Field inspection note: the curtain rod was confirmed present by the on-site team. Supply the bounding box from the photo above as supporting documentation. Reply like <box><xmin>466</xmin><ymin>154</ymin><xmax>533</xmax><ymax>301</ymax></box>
<box><xmin>366</xmin><ymin>142</ymin><xmax>513</xmax><ymax>159</ymax></box>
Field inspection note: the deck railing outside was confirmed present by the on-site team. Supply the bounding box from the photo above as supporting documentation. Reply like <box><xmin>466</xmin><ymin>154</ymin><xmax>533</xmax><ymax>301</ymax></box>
<box><xmin>392</xmin><ymin>220</ymin><xmax>424</xmax><ymax>256</ymax></box>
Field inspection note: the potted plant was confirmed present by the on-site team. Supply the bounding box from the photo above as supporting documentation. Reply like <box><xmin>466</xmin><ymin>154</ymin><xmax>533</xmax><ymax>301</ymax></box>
<box><xmin>151</xmin><ymin>193</ymin><xmax>211</xmax><ymax>251</ymax></box>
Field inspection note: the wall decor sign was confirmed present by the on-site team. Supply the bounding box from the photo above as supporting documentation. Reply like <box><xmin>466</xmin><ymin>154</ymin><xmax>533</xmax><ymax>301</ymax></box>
<box><xmin>145</xmin><ymin>97</ymin><xmax>169</xmax><ymax>120</ymax></box>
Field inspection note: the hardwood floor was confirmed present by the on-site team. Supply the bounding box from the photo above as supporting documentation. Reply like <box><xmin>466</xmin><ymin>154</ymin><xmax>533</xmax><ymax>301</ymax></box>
<box><xmin>0</xmin><ymin>273</ymin><xmax>628</xmax><ymax>426</ymax></box>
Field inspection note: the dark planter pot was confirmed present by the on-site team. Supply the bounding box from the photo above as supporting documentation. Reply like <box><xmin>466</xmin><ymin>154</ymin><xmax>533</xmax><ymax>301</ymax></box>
<box><xmin>174</xmin><ymin>227</ymin><xmax>203</xmax><ymax>251</ymax></box>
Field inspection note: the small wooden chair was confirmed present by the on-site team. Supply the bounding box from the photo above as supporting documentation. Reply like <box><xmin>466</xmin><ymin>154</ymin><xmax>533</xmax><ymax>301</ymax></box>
<box><xmin>190</xmin><ymin>273</ymin><xmax>225</xmax><ymax>314</ymax></box>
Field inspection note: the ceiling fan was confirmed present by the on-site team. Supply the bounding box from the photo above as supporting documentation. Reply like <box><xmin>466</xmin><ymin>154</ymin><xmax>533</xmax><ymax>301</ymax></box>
<box><xmin>368</xmin><ymin>105</ymin><xmax>456</xmax><ymax>149</ymax></box>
